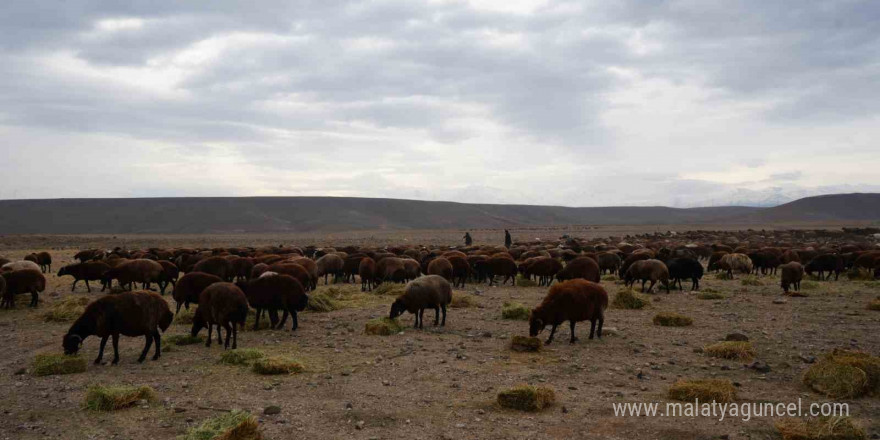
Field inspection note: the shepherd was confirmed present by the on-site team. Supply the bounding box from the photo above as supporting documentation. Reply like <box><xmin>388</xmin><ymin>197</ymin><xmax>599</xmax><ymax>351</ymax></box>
<box><xmin>464</xmin><ymin>232</ymin><xmax>473</xmax><ymax>246</ymax></box>
<box><xmin>504</xmin><ymin>229</ymin><xmax>512</xmax><ymax>248</ymax></box>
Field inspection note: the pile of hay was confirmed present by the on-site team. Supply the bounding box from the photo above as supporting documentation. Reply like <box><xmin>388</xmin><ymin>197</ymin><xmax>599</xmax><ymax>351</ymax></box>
<box><xmin>219</xmin><ymin>349</ymin><xmax>265</xmax><ymax>366</ymax></box>
<box><xmin>846</xmin><ymin>268</ymin><xmax>875</xmax><ymax>281</ymax></box>
<box><xmin>41</xmin><ymin>296</ymin><xmax>90</xmax><ymax>322</ymax></box>
<box><xmin>696</xmin><ymin>291</ymin><xmax>726</xmax><ymax>300</ymax></box>
<box><xmin>450</xmin><ymin>292</ymin><xmax>479</xmax><ymax>308</ymax></box>
<box><xmin>83</xmin><ymin>385</ymin><xmax>155</xmax><ymax>411</ymax></box>
<box><xmin>802</xmin><ymin>349</ymin><xmax>880</xmax><ymax>398</ymax></box>
<box><xmin>775</xmin><ymin>416</ymin><xmax>866</xmax><ymax>440</ymax></box>
<box><xmin>715</xmin><ymin>272</ymin><xmax>733</xmax><ymax>280</ymax></box>
<box><xmin>501</xmin><ymin>302</ymin><xmax>531</xmax><ymax>320</ymax></box>
<box><xmin>32</xmin><ymin>354</ymin><xmax>87</xmax><ymax>376</ymax></box>
<box><xmin>364</xmin><ymin>318</ymin><xmax>404</xmax><ymax>335</ymax></box>
<box><xmin>497</xmin><ymin>385</ymin><xmax>555</xmax><ymax>411</ymax></box>
<box><xmin>740</xmin><ymin>276</ymin><xmax>763</xmax><ymax>286</ymax></box>
<box><xmin>652</xmin><ymin>312</ymin><xmax>693</xmax><ymax>327</ymax></box>
<box><xmin>515</xmin><ymin>275</ymin><xmax>538</xmax><ymax>287</ymax></box>
<box><xmin>703</xmin><ymin>341</ymin><xmax>755</xmax><ymax>361</ymax></box>
<box><xmin>252</xmin><ymin>357</ymin><xmax>304</xmax><ymax>375</ymax></box>
<box><xmin>242</xmin><ymin>310</ymin><xmax>272</xmax><ymax>331</ymax></box>
<box><xmin>372</xmin><ymin>283</ymin><xmax>404</xmax><ymax>296</ymax></box>
<box><xmin>668</xmin><ymin>379</ymin><xmax>736</xmax><ymax>403</ymax></box>
<box><xmin>180</xmin><ymin>410</ymin><xmax>262</xmax><ymax>440</ymax></box>
<box><xmin>174</xmin><ymin>307</ymin><xmax>195</xmax><ymax>325</ymax></box>
<box><xmin>509</xmin><ymin>336</ymin><xmax>542</xmax><ymax>352</ymax></box>
<box><xmin>164</xmin><ymin>334</ymin><xmax>205</xmax><ymax>346</ymax></box>
<box><xmin>612</xmin><ymin>289</ymin><xmax>648</xmax><ymax>309</ymax></box>
<box><xmin>867</xmin><ymin>297</ymin><xmax>880</xmax><ymax>311</ymax></box>
<box><xmin>307</xmin><ymin>291</ymin><xmax>340</xmax><ymax>312</ymax></box>
<box><xmin>601</xmin><ymin>275</ymin><xmax>617</xmax><ymax>282</ymax></box>
<box><xmin>800</xmin><ymin>280</ymin><xmax>820</xmax><ymax>290</ymax></box>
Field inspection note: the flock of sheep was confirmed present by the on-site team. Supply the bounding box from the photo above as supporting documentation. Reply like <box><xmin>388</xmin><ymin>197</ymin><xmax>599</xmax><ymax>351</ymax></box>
<box><xmin>1</xmin><ymin>227</ymin><xmax>878</xmax><ymax>367</ymax></box>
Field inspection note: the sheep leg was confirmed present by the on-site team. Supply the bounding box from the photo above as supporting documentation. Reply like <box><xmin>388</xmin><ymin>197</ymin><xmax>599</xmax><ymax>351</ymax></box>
<box><xmin>647</xmin><ymin>280</ymin><xmax>656</xmax><ymax>293</ymax></box>
<box><xmin>545</xmin><ymin>324</ymin><xmax>558</xmax><ymax>345</ymax></box>
<box><xmin>223</xmin><ymin>324</ymin><xmax>232</xmax><ymax>349</ymax></box>
<box><xmin>152</xmin><ymin>330</ymin><xmax>161</xmax><ymax>360</ymax></box>
<box><xmin>253</xmin><ymin>309</ymin><xmax>261</xmax><ymax>331</ymax></box>
<box><xmin>206</xmin><ymin>325</ymin><xmax>213</xmax><ymax>347</ymax></box>
<box><xmin>589</xmin><ymin>319</ymin><xmax>597</xmax><ymax>339</ymax></box>
<box><xmin>291</xmin><ymin>310</ymin><xmax>298</xmax><ymax>331</ymax></box>
<box><xmin>277</xmin><ymin>310</ymin><xmax>288</xmax><ymax>329</ymax></box>
<box><xmin>597</xmin><ymin>315</ymin><xmax>604</xmax><ymax>338</ymax></box>
<box><xmin>433</xmin><ymin>306</ymin><xmax>440</xmax><ymax>326</ymax></box>
<box><xmin>85</xmin><ymin>280</ymin><xmax>91</xmax><ymax>293</ymax></box>
<box><xmin>640</xmin><ymin>280</ymin><xmax>647</xmax><ymax>292</ymax></box>
<box><xmin>217</xmin><ymin>325</ymin><xmax>223</xmax><ymax>345</ymax></box>
<box><xmin>95</xmin><ymin>336</ymin><xmax>109</xmax><ymax>364</ymax></box>
<box><xmin>30</xmin><ymin>290</ymin><xmax>38</xmax><ymax>307</ymax></box>
<box><xmin>71</xmin><ymin>280</ymin><xmax>78</xmax><ymax>292</ymax></box>
<box><xmin>441</xmin><ymin>303</ymin><xmax>447</xmax><ymax>326</ymax></box>
<box><xmin>232</xmin><ymin>323</ymin><xmax>238</xmax><ymax>349</ymax></box>
<box><xmin>176</xmin><ymin>302</ymin><xmax>182</xmax><ymax>314</ymax></box>
<box><xmin>138</xmin><ymin>334</ymin><xmax>154</xmax><ymax>363</ymax></box>
<box><xmin>569</xmin><ymin>321</ymin><xmax>578</xmax><ymax>344</ymax></box>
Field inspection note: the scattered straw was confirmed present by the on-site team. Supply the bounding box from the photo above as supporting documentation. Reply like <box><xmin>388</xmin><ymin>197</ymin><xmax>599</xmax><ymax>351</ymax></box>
<box><xmin>703</xmin><ymin>341</ymin><xmax>755</xmax><ymax>361</ymax></box>
<box><xmin>612</xmin><ymin>289</ymin><xmax>648</xmax><ymax>309</ymax></box>
<box><xmin>164</xmin><ymin>334</ymin><xmax>205</xmax><ymax>346</ymax></box>
<box><xmin>450</xmin><ymin>292</ymin><xmax>479</xmax><ymax>308</ymax></box>
<box><xmin>668</xmin><ymin>379</ymin><xmax>736</xmax><ymax>403</ymax></box>
<box><xmin>515</xmin><ymin>275</ymin><xmax>538</xmax><ymax>287</ymax></box>
<box><xmin>653</xmin><ymin>312</ymin><xmax>693</xmax><ymax>327</ymax></box>
<box><xmin>372</xmin><ymin>283</ymin><xmax>404</xmax><ymax>296</ymax></box>
<box><xmin>740</xmin><ymin>276</ymin><xmax>763</xmax><ymax>286</ymax></box>
<box><xmin>83</xmin><ymin>385</ymin><xmax>155</xmax><ymax>411</ymax></box>
<box><xmin>697</xmin><ymin>291</ymin><xmax>726</xmax><ymax>300</ymax></box>
<box><xmin>252</xmin><ymin>357</ymin><xmax>304</xmax><ymax>375</ymax></box>
<box><xmin>497</xmin><ymin>385</ymin><xmax>555</xmax><ymax>411</ymax></box>
<box><xmin>41</xmin><ymin>296</ymin><xmax>90</xmax><ymax>322</ymax></box>
<box><xmin>180</xmin><ymin>410</ymin><xmax>262</xmax><ymax>440</ymax></box>
<box><xmin>501</xmin><ymin>302</ymin><xmax>531</xmax><ymax>320</ymax></box>
<box><xmin>307</xmin><ymin>291</ymin><xmax>340</xmax><ymax>312</ymax></box>
<box><xmin>219</xmin><ymin>349</ymin><xmax>265</xmax><ymax>366</ymax></box>
<box><xmin>364</xmin><ymin>318</ymin><xmax>404</xmax><ymax>335</ymax></box>
<box><xmin>775</xmin><ymin>416</ymin><xmax>866</xmax><ymax>440</ymax></box>
<box><xmin>174</xmin><ymin>308</ymin><xmax>195</xmax><ymax>325</ymax></box>
<box><xmin>32</xmin><ymin>354</ymin><xmax>87</xmax><ymax>376</ymax></box>
<box><xmin>867</xmin><ymin>298</ymin><xmax>880</xmax><ymax>311</ymax></box>
<box><xmin>510</xmin><ymin>336</ymin><xmax>542</xmax><ymax>352</ymax></box>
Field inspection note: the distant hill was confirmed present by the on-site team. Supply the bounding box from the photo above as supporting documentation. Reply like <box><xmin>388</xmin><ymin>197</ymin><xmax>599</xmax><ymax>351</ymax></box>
<box><xmin>0</xmin><ymin>193</ymin><xmax>875</xmax><ymax>234</ymax></box>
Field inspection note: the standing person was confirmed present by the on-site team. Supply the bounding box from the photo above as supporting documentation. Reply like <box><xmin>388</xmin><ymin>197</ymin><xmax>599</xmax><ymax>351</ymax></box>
<box><xmin>464</xmin><ymin>232</ymin><xmax>473</xmax><ymax>246</ymax></box>
<box><xmin>504</xmin><ymin>229</ymin><xmax>512</xmax><ymax>248</ymax></box>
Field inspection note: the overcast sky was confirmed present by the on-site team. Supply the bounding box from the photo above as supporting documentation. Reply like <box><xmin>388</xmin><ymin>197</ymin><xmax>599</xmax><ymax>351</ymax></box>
<box><xmin>1</xmin><ymin>1</ymin><xmax>878</xmax><ymax>207</ymax></box>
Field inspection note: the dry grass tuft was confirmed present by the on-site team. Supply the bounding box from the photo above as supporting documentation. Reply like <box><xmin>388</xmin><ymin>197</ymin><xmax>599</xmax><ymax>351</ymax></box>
<box><xmin>41</xmin><ymin>296</ymin><xmax>90</xmax><ymax>322</ymax></box>
<box><xmin>164</xmin><ymin>334</ymin><xmax>205</xmax><ymax>346</ymax></box>
<box><xmin>219</xmin><ymin>349</ymin><xmax>265</xmax><ymax>366</ymax></box>
<box><xmin>83</xmin><ymin>385</ymin><xmax>155</xmax><ymax>411</ymax></box>
<box><xmin>174</xmin><ymin>307</ymin><xmax>195</xmax><ymax>325</ymax></box>
<box><xmin>846</xmin><ymin>268</ymin><xmax>875</xmax><ymax>281</ymax></box>
<box><xmin>703</xmin><ymin>341</ymin><xmax>755</xmax><ymax>361</ymax></box>
<box><xmin>251</xmin><ymin>357</ymin><xmax>304</xmax><ymax>375</ymax></box>
<box><xmin>775</xmin><ymin>416</ymin><xmax>866</xmax><ymax>440</ymax></box>
<box><xmin>696</xmin><ymin>291</ymin><xmax>726</xmax><ymax>300</ymax></box>
<box><xmin>740</xmin><ymin>275</ymin><xmax>763</xmax><ymax>286</ymax></box>
<box><xmin>612</xmin><ymin>289</ymin><xmax>649</xmax><ymax>309</ymax></box>
<box><xmin>497</xmin><ymin>385</ymin><xmax>555</xmax><ymax>411</ymax></box>
<box><xmin>501</xmin><ymin>302</ymin><xmax>531</xmax><ymax>320</ymax></box>
<box><xmin>515</xmin><ymin>275</ymin><xmax>538</xmax><ymax>287</ymax></box>
<box><xmin>715</xmin><ymin>272</ymin><xmax>733</xmax><ymax>280</ymax></box>
<box><xmin>450</xmin><ymin>292</ymin><xmax>480</xmax><ymax>308</ymax></box>
<box><xmin>801</xmin><ymin>280</ymin><xmax>820</xmax><ymax>290</ymax></box>
<box><xmin>802</xmin><ymin>349</ymin><xmax>880</xmax><ymax>398</ymax></box>
<box><xmin>372</xmin><ymin>283</ymin><xmax>405</xmax><ymax>296</ymax></box>
<box><xmin>867</xmin><ymin>297</ymin><xmax>880</xmax><ymax>311</ymax></box>
<box><xmin>180</xmin><ymin>410</ymin><xmax>262</xmax><ymax>440</ymax></box>
<box><xmin>601</xmin><ymin>274</ymin><xmax>618</xmax><ymax>282</ymax></box>
<box><xmin>307</xmin><ymin>291</ymin><xmax>340</xmax><ymax>312</ymax></box>
<box><xmin>668</xmin><ymin>379</ymin><xmax>737</xmax><ymax>403</ymax></box>
<box><xmin>364</xmin><ymin>318</ymin><xmax>404</xmax><ymax>335</ymax></box>
<box><xmin>509</xmin><ymin>336</ymin><xmax>542</xmax><ymax>352</ymax></box>
<box><xmin>32</xmin><ymin>354</ymin><xmax>87</xmax><ymax>376</ymax></box>
<box><xmin>653</xmin><ymin>312</ymin><xmax>693</xmax><ymax>327</ymax></box>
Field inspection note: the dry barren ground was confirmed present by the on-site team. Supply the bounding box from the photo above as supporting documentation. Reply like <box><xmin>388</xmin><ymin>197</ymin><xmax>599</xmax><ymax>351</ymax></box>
<box><xmin>0</xmin><ymin>235</ymin><xmax>878</xmax><ymax>440</ymax></box>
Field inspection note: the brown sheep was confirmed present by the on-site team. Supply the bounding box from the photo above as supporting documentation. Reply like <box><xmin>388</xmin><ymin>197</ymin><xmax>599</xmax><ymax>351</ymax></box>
<box><xmin>624</xmin><ymin>259</ymin><xmax>670</xmax><ymax>293</ymax></box>
<box><xmin>780</xmin><ymin>262</ymin><xmax>804</xmax><ymax>294</ymax></box>
<box><xmin>191</xmin><ymin>283</ymin><xmax>249</xmax><ymax>349</ymax></box>
<box><xmin>63</xmin><ymin>290</ymin><xmax>173</xmax><ymax>364</ymax></box>
<box><xmin>376</xmin><ymin>257</ymin><xmax>407</xmax><ymax>284</ymax></box>
<box><xmin>157</xmin><ymin>260</ymin><xmax>179</xmax><ymax>295</ymax></box>
<box><xmin>596</xmin><ymin>252</ymin><xmax>621</xmax><ymax>275</ymax></box>
<box><xmin>1</xmin><ymin>269</ymin><xmax>46</xmax><ymax>308</ymax></box>
<box><xmin>525</xmin><ymin>257</ymin><xmax>564</xmax><ymax>286</ymax></box>
<box><xmin>707</xmin><ymin>251</ymin><xmax>729</xmax><ymax>272</ymax></box>
<box><xmin>342</xmin><ymin>254</ymin><xmax>366</xmax><ymax>283</ymax></box>
<box><xmin>427</xmin><ymin>257</ymin><xmax>454</xmax><ymax>282</ymax></box>
<box><xmin>556</xmin><ymin>257</ymin><xmax>601</xmax><ymax>283</ymax></box>
<box><xmin>480</xmin><ymin>256</ymin><xmax>518</xmax><ymax>286</ymax></box>
<box><xmin>447</xmin><ymin>255</ymin><xmax>470</xmax><ymax>288</ymax></box>
<box><xmin>250</xmin><ymin>262</ymin><xmax>270</xmax><ymax>279</ymax></box>
<box><xmin>25</xmin><ymin>252</ymin><xmax>52</xmax><ymax>273</ymax></box>
<box><xmin>402</xmin><ymin>258</ymin><xmax>421</xmax><ymax>281</ymax></box>
<box><xmin>192</xmin><ymin>256</ymin><xmax>235</xmax><ymax>281</ymax></box>
<box><xmin>618</xmin><ymin>252</ymin><xmax>651</xmax><ymax>278</ymax></box>
<box><xmin>781</xmin><ymin>249</ymin><xmax>801</xmax><ymax>264</ymax></box>
<box><xmin>1</xmin><ymin>260</ymin><xmax>41</xmax><ymax>273</ymax></box>
<box><xmin>230</xmin><ymin>257</ymin><xmax>255</xmax><ymax>282</ymax></box>
<box><xmin>316</xmin><ymin>253</ymin><xmax>345</xmax><ymax>285</ymax></box>
<box><xmin>172</xmin><ymin>272</ymin><xmax>223</xmax><ymax>313</ymax></box>
<box><xmin>289</xmin><ymin>257</ymin><xmax>319</xmax><ymax>289</ymax></box>
<box><xmin>237</xmin><ymin>274</ymin><xmax>309</xmax><ymax>331</ymax></box>
<box><xmin>102</xmin><ymin>259</ymin><xmax>164</xmax><ymax>291</ymax></box>
<box><xmin>359</xmin><ymin>257</ymin><xmax>376</xmax><ymax>292</ymax></box>
<box><xmin>266</xmin><ymin>263</ymin><xmax>312</xmax><ymax>291</ymax></box>
<box><xmin>390</xmin><ymin>275</ymin><xmax>452</xmax><ymax>329</ymax></box>
<box><xmin>528</xmin><ymin>279</ymin><xmax>608</xmax><ymax>344</ymax></box>
<box><xmin>719</xmin><ymin>253</ymin><xmax>753</xmax><ymax>278</ymax></box>
<box><xmin>57</xmin><ymin>261</ymin><xmax>111</xmax><ymax>293</ymax></box>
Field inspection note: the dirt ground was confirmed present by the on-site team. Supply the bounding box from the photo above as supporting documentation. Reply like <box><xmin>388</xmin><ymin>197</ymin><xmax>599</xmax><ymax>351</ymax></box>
<box><xmin>0</xmin><ymin>230</ymin><xmax>878</xmax><ymax>440</ymax></box>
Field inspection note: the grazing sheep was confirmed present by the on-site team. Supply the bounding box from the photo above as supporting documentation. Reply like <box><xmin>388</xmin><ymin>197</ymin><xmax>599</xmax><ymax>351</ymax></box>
<box><xmin>528</xmin><ymin>279</ymin><xmax>608</xmax><ymax>345</ymax></box>
<box><xmin>359</xmin><ymin>257</ymin><xmax>376</xmax><ymax>292</ymax></box>
<box><xmin>191</xmin><ymin>283</ymin><xmax>249</xmax><ymax>349</ymax></box>
<box><xmin>390</xmin><ymin>275</ymin><xmax>453</xmax><ymax>329</ymax></box>
<box><xmin>250</xmin><ymin>263</ymin><xmax>270</xmax><ymax>280</ymax></box>
<box><xmin>707</xmin><ymin>251</ymin><xmax>729</xmax><ymax>272</ymax></box>
<box><xmin>665</xmin><ymin>257</ymin><xmax>704</xmax><ymax>291</ymax></box>
<box><xmin>402</xmin><ymin>258</ymin><xmax>422</xmax><ymax>281</ymax></box>
<box><xmin>57</xmin><ymin>262</ymin><xmax>111</xmax><ymax>293</ymax></box>
<box><xmin>780</xmin><ymin>262</ymin><xmax>804</xmax><ymax>293</ymax></box>
<box><xmin>447</xmin><ymin>255</ymin><xmax>471</xmax><ymax>288</ymax></box>
<box><xmin>266</xmin><ymin>263</ymin><xmax>312</xmax><ymax>291</ymax></box>
<box><xmin>102</xmin><ymin>259</ymin><xmax>164</xmax><ymax>291</ymax></box>
<box><xmin>342</xmin><ymin>254</ymin><xmax>366</xmax><ymax>283</ymax></box>
<box><xmin>719</xmin><ymin>253</ymin><xmax>753</xmax><ymax>279</ymax></box>
<box><xmin>376</xmin><ymin>257</ymin><xmax>408</xmax><ymax>284</ymax></box>
<box><xmin>804</xmin><ymin>254</ymin><xmax>844</xmax><ymax>281</ymax></box>
<box><xmin>427</xmin><ymin>257</ymin><xmax>454</xmax><ymax>282</ymax></box>
<box><xmin>618</xmin><ymin>253</ymin><xmax>651</xmax><ymax>278</ymax></box>
<box><xmin>63</xmin><ymin>290</ymin><xmax>173</xmax><ymax>364</ymax></box>
<box><xmin>289</xmin><ymin>257</ymin><xmax>319</xmax><ymax>289</ymax></box>
<box><xmin>748</xmin><ymin>251</ymin><xmax>780</xmax><ymax>275</ymax></box>
<box><xmin>781</xmin><ymin>249</ymin><xmax>801</xmax><ymax>264</ymax></box>
<box><xmin>624</xmin><ymin>259</ymin><xmax>671</xmax><ymax>293</ymax></box>
<box><xmin>525</xmin><ymin>257</ymin><xmax>563</xmax><ymax>286</ymax></box>
<box><xmin>156</xmin><ymin>261</ymin><xmax>179</xmax><ymax>296</ymax></box>
<box><xmin>482</xmin><ymin>256</ymin><xmax>518</xmax><ymax>286</ymax></box>
<box><xmin>316</xmin><ymin>253</ymin><xmax>345</xmax><ymax>285</ymax></box>
<box><xmin>230</xmin><ymin>257</ymin><xmax>255</xmax><ymax>282</ymax></box>
<box><xmin>1</xmin><ymin>260</ymin><xmax>41</xmax><ymax>273</ymax></box>
<box><xmin>192</xmin><ymin>256</ymin><xmax>235</xmax><ymax>281</ymax></box>
<box><xmin>74</xmin><ymin>249</ymin><xmax>103</xmax><ymax>263</ymax></box>
<box><xmin>172</xmin><ymin>272</ymin><xmax>223</xmax><ymax>313</ymax></box>
<box><xmin>237</xmin><ymin>274</ymin><xmax>308</xmax><ymax>331</ymax></box>
<box><xmin>555</xmin><ymin>257</ymin><xmax>600</xmax><ymax>283</ymax></box>
<box><xmin>1</xmin><ymin>269</ymin><xmax>46</xmax><ymax>308</ymax></box>
<box><xmin>596</xmin><ymin>252</ymin><xmax>621</xmax><ymax>275</ymax></box>
<box><xmin>25</xmin><ymin>252</ymin><xmax>52</xmax><ymax>273</ymax></box>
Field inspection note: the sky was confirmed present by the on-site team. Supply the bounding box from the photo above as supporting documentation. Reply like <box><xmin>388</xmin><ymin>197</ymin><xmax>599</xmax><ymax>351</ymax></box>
<box><xmin>1</xmin><ymin>1</ymin><xmax>879</xmax><ymax>207</ymax></box>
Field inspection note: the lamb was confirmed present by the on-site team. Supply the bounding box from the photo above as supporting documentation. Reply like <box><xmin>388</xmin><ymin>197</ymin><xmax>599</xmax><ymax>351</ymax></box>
<box><xmin>1</xmin><ymin>269</ymin><xmax>46</xmax><ymax>308</ymax></box>
<box><xmin>528</xmin><ymin>279</ymin><xmax>608</xmax><ymax>345</ymax></box>
<box><xmin>157</xmin><ymin>261</ymin><xmax>180</xmax><ymax>295</ymax></box>
<box><xmin>236</xmin><ymin>274</ymin><xmax>309</xmax><ymax>331</ymax></box>
<box><xmin>389</xmin><ymin>275</ymin><xmax>452</xmax><ymax>329</ymax></box>
<box><xmin>63</xmin><ymin>290</ymin><xmax>173</xmax><ymax>364</ymax></box>
<box><xmin>555</xmin><ymin>257</ymin><xmax>600</xmax><ymax>283</ymax></box>
<box><xmin>719</xmin><ymin>253</ymin><xmax>753</xmax><ymax>279</ymax></box>
<box><xmin>57</xmin><ymin>261</ymin><xmax>111</xmax><ymax>293</ymax></box>
<box><xmin>524</xmin><ymin>257</ymin><xmax>563</xmax><ymax>286</ymax></box>
<box><xmin>172</xmin><ymin>272</ymin><xmax>223</xmax><ymax>313</ymax></box>
<box><xmin>624</xmin><ymin>259</ymin><xmax>671</xmax><ymax>293</ymax></box>
<box><xmin>359</xmin><ymin>257</ymin><xmax>376</xmax><ymax>292</ymax></box>
<box><xmin>780</xmin><ymin>262</ymin><xmax>804</xmax><ymax>294</ymax></box>
<box><xmin>804</xmin><ymin>254</ymin><xmax>844</xmax><ymax>281</ymax></box>
<box><xmin>665</xmin><ymin>257</ymin><xmax>704</xmax><ymax>291</ymax></box>
<box><xmin>102</xmin><ymin>259</ymin><xmax>164</xmax><ymax>291</ymax></box>
<box><xmin>316</xmin><ymin>253</ymin><xmax>345</xmax><ymax>285</ymax></box>
<box><xmin>447</xmin><ymin>255</ymin><xmax>470</xmax><ymax>288</ymax></box>
<box><xmin>427</xmin><ymin>257</ymin><xmax>454</xmax><ymax>282</ymax></box>
<box><xmin>191</xmin><ymin>283</ymin><xmax>249</xmax><ymax>349</ymax></box>
<box><xmin>1</xmin><ymin>260</ymin><xmax>41</xmax><ymax>273</ymax></box>
<box><xmin>192</xmin><ymin>256</ymin><xmax>235</xmax><ymax>281</ymax></box>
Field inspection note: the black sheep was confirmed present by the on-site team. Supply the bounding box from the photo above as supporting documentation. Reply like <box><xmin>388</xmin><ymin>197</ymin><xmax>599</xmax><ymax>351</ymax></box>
<box><xmin>57</xmin><ymin>262</ymin><xmax>112</xmax><ymax>293</ymax></box>
<box><xmin>666</xmin><ymin>257</ymin><xmax>704</xmax><ymax>291</ymax></box>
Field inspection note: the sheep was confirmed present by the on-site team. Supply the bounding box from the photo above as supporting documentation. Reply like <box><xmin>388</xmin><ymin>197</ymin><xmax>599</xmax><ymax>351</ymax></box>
<box><xmin>618</xmin><ymin>252</ymin><xmax>651</xmax><ymax>278</ymax></box>
<box><xmin>63</xmin><ymin>290</ymin><xmax>173</xmax><ymax>364</ymax></box>
<box><xmin>250</xmin><ymin>262</ymin><xmax>270</xmax><ymax>279</ymax></box>
<box><xmin>390</xmin><ymin>275</ymin><xmax>452</xmax><ymax>329</ymax></box>
<box><xmin>528</xmin><ymin>279</ymin><xmax>608</xmax><ymax>345</ymax></box>
<box><xmin>192</xmin><ymin>256</ymin><xmax>235</xmax><ymax>281</ymax></box>
<box><xmin>624</xmin><ymin>259</ymin><xmax>671</xmax><ymax>293</ymax></box>
<box><xmin>1</xmin><ymin>260</ymin><xmax>41</xmax><ymax>273</ymax></box>
<box><xmin>596</xmin><ymin>252</ymin><xmax>621</xmax><ymax>275</ymax></box>
<box><xmin>25</xmin><ymin>252</ymin><xmax>52</xmax><ymax>273</ymax></box>
<box><xmin>315</xmin><ymin>253</ymin><xmax>345</xmax><ymax>285</ymax></box>
<box><xmin>402</xmin><ymin>258</ymin><xmax>421</xmax><ymax>281</ymax></box>
<box><xmin>707</xmin><ymin>251</ymin><xmax>729</xmax><ymax>272</ymax></box>
<box><xmin>665</xmin><ymin>257</ymin><xmax>704</xmax><ymax>291</ymax></box>
<box><xmin>237</xmin><ymin>274</ymin><xmax>309</xmax><ymax>331</ymax></box>
<box><xmin>266</xmin><ymin>263</ymin><xmax>312</xmax><ymax>291</ymax></box>
<box><xmin>524</xmin><ymin>257</ymin><xmax>563</xmax><ymax>286</ymax></box>
<box><xmin>74</xmin><ymin>249</ymin><xmax>103</xmax><ymax>263</ymax></box>
<box><xmin>748</xmin><ymin>251</ymin><xmax>781</xmax><ymax>275</ymax></box>
<box><xmin>781</xmin><ymin>249</ymin><xmax>801</xmax><ymax>264</ymax></box>
<box><xmin>102</xmin><ymin>259</ymin><xmax>164</xmax><ymax>291</ymax></box>
<box><xmin>157</xmin><ymin>261</ymin><xmax>180</xmax><ymax>296</ymax></box>
<box><xmin>481</xmin><ymin>256</ymin><xmax>518</xmax><ymax>286</ymax></box>
<box><xmin>342</xmin><ymin>254</ymin><xmax>366</xmax><ymax>283</ymax></box>
<box><xmin>230</xmin><ymin>257</ymin><xmax>255</xmax><ymax>282</ymax></box>
<box><xmin>447</xmin><ymin>255</ymin><xmax>470</xmax><ymax>288</ymax></box>
<box><xmin>376</xmin><ymin>257</ymin><xmax>407</xmax><ymax>284</ymax></box>
<box><xmin>804</xmin><ymin>254</ymin><xmax>844</xmax><ymax>281</ymax></box>
<box><xmin>427</xmin><ymin>257</ymin><xmax>454</xmax><ymax>282</ymax></box>
<box><xmin>359</xmin><ymin>257</ymin><xmax>376</xmax><ymax>292</ymax></box>
<box><xmin>289</xmin><ymin>257</ymin><xmax>319</xmax><ymax>289</ymax></box>
<box><xmin>1</xmin><ymin>269</ymin><xmax>46</xmax><ymax>308</ymax></box>
<box><xmin>719</xmin><ymin>253</ymin><xmax>753</xmax><ymax>279</ymax></box>
<box><xmin>555</xmin><ymin>257</ymin><xmax>600</xmax><ymax>283</ymax></box>
<box><xmin>172</xmin><ymin>272</ymin><xmax>223</xmax><ymax>313</ymax></box>
<box><xmin>780</xmin><ymin>262</ymin><xmax>804</xmax><ymax>294</ymax></box>
<box><xmin>191</xmin><ymin>283</ymin><xmax>249</xmax><ymax>349</ymax></box>
<box><xmin>57</xmin><ymin>261</ymin><xmax>111</xmax><ymax>293</ymax></box>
